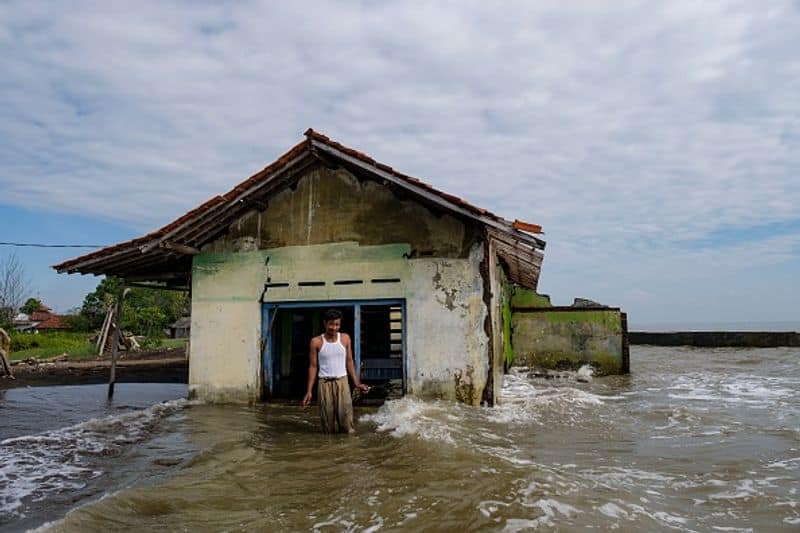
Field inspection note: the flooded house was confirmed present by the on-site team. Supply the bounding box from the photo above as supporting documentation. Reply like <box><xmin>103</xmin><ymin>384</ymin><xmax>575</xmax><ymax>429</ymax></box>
<box><xmin>55</xmin><ymin>130</ymin><xmax>623</xmax><ymax>405</ymax></box>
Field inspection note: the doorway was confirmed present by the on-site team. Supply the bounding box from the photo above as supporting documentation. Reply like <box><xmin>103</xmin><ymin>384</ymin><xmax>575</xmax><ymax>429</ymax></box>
<box><xmin>262</xmin><ymin>300</ymin><xmax>406</xmax><ymax>402</ymax></box>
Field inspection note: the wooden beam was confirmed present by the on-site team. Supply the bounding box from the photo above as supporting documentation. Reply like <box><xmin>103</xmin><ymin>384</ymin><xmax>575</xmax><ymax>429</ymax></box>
<box><xmin>310</xmin><ymin>147</ymin><xmax>341</xmax><ymax>169</ymax></box>
<box><xmin>108</xmin><ymin>283</ymin><xmax>126</xmax><ymax>399</ymax></box>
<box><xmin>127</xmin><ymin>282</ymin><xmax>189</xmax><ymax>292</ymax></box>
<box><xmin>159</xmin><ymin>241</ymin><xmax>200</xmax><ymax>255</ymax></box>
<box><xmin>243</xmin><ymin>197</ymin><xmax>268</xmax><ymax>211</ymax></box>
<box><xmin>124</xmin><ymin>271</ymin><xmax>189</xmax><ymax>282</ymax></box>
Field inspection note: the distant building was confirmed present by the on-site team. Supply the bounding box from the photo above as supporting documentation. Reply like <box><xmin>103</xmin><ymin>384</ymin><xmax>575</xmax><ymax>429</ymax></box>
<box><xmin>168</xmin><ymin>317</ymin><xmax>191</xmax><ymax>339</ymax></box>
<box><xmin>14</xmin><ymin>305</ymin><xmax>69</xmax><ymax>332</ymax></box>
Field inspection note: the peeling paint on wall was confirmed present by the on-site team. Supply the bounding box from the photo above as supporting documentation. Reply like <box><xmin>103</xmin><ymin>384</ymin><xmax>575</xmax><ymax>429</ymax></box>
<box><xmin>188</xmin><ymin>165</ymin><xmax>494</xmax><ymax>404</ymax></box>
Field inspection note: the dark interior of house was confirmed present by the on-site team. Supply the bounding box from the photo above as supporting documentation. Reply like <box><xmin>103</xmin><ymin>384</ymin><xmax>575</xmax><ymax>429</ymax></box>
<box><xmin>270</xmin><ymin>304</ymin><xmax>404</xmax><ymax>402</ymax></box>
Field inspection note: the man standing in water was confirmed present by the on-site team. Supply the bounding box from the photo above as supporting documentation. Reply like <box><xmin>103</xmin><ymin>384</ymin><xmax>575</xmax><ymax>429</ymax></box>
<box><xmin>301</xmin><ymin>309</ymin><xmax>369</xmax><ymax>433</ymax></box>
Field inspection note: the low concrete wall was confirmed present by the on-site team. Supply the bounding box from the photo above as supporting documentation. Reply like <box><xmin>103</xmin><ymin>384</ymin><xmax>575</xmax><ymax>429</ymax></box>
<box><xmin>630</xmin><ymin>331</ymin><xmax>800</xmax><ymax>347</ymax></box>
<box><xmin>511</xmin><ymin>307</ymin><xmax>629</xmax><ymax>375</ymax></box>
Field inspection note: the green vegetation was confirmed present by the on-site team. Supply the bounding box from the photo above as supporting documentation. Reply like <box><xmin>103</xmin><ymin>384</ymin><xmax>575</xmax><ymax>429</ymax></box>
<box><xmin>538</xmin><ymin>310</ymin><xmax>622</xmax><ymax>332</ymax></box>
<box><xmin>8</xmin><ymin>331</ymin><xmax>188</xmax><ymax>361</ymax></box>
<box><xmin>511</xmin><ymin>288</ymin><xmax>552</xmax><ymax>308</ymax></box>
<box><xmin>20</xmin><ymin>297</ymin><xmax>43</xmax><ymax>314</ymax></box>
<box><xmin>9</xmin><ymin>332</ymin><xmax>95</xmax><ymax>360</ymax></box>
<box><xmin>80</xmin><ymin>277</ymin><xmax>188</xmax><ymax>345</ymax></box>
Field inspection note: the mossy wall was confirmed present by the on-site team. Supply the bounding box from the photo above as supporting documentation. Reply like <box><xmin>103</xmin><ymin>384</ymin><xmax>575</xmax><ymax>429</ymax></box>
<box><xmin>511</xmin><ymin>288</ymin><xmax>552</xmax><ymax>308</ymax></box>
<box><xmin>511</xmin><ymin>307</ymin><xmax>626</xmax><ymax>375</ymax></box>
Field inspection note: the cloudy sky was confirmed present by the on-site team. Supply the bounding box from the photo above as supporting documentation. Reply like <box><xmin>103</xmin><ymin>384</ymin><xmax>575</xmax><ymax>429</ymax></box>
<box><xmin>1</xmin><ymin>1</ymin><xmax>798</xmax><ymax>328</ymax></box>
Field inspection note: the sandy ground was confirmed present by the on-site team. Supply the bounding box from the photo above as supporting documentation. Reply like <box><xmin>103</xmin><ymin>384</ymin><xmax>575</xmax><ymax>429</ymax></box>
<box><xmin>0</xmin><ymin>347</ymin><xmax>188</xmax><ymax>389</ymax></box>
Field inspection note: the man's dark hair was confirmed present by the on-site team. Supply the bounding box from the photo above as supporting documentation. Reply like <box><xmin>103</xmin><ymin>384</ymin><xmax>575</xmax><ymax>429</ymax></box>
<box><xmin>323</xmin><ymin>309</ymin><xmax>342</xmax><ymax>322</ymax></box>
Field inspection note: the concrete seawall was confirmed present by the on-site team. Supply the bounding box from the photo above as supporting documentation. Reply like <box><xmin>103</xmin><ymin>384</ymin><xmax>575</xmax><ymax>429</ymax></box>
<box><xmin>629</xmin><ymin>331</ymin><xmax>800</xmax><ymax>348</ymax></box>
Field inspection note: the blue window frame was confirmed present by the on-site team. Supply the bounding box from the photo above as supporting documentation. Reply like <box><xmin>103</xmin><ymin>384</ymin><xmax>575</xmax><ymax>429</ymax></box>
<box><xmin>261</xmin><ymin>299</ymin><xmax>406</xmax><ymax>399</ymax></box>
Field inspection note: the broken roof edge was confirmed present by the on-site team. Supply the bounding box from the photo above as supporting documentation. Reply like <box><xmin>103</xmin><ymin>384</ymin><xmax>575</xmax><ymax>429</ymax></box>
<box><xmin>304</xmin><ymin>129</ymin><xmax>545</xmax><ymax>249</ymax></box>
<box><xmin>53</xmin><ymin>129</ymin><xmax>545</xmax><ymax>275</ymax></box>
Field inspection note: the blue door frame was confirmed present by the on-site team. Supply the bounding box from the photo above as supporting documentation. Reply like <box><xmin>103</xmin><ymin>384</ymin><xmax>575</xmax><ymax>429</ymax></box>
<box><xmin>261</xmin><ymin>299</ymin><xmax>406</xmax><ymax>399</ymax></box>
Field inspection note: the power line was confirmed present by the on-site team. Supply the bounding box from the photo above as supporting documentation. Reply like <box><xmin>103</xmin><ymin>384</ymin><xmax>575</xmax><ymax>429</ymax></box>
<box><xmin>0</xmin><ymin>241</ymin><xmax>105</xmax><ymax>249</ymax></box>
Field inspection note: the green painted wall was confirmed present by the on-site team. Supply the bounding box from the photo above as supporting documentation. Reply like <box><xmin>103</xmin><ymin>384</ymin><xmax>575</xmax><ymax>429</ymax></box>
<box><xmin>511</xmin><ymin>308</ymin><xmax>625</xmax><ymax>375</ymax></box>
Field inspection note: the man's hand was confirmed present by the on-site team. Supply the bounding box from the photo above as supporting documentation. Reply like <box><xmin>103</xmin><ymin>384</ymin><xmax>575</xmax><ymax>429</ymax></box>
<box><xmin>301</xmin><ymin>392</ymin><xmax>312</xmax><ymax>407</ymax></box>
<box><xmin>356</xmin><ymin>383</ymin><xmax>370</xmax><ymax>393</ymax></box>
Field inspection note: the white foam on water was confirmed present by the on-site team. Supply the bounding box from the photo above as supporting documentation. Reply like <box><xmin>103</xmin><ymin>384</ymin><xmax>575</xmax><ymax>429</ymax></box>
<box><xmin>582</xmin><ymin>467</ymin><xmax>676</xmax><ymax>492</ymax></box>
<box><xmin>666</xmin><ymin>373</ymin><xmax>799</xmax><ymax>408</ymax></box>
<box><xmin>766</xmin><ymin>457</ymin><xmax>800</xmax><ymax>470</ymax></box>
<box><xmin>491</xmin><ymin>371</ymin><xmax>606</xmax><ymax>425</ymax></box>
<box><xmin>576</xmin><ymin>364</ymin><xmax>594</xmax><ymax>382</ymax></box>
<box><xmin>360</xmin><ymin>371</ymin><xmax>609</xmax><ymax>467</ymax></box>
<box><xmin>0</xmin><ymin>398</ymin><xmax>194</xmax><ymax>521</ymax></box>
<box><xmin>359</xmin><ymin>397</ymin><xmax>458</xmax><ymax>445</ymax></box>
<box><xmin>598</xmin><ymin>502</ymin><xmax>629</xmax><ymax>519</ymax></box>
<box><xmin>709</xmin><ymin>479</ymin><xmax>760</xmax><ymax>501</ymax></box>
<box><xmin>626</xmin><ymin>504</ymin><xmax>688</xmax><ymax>529</ymax></box>
<box><xmin>501</xmin><ymin>498</ymin><xmax>580</xmax><ymax>530</ymax></box>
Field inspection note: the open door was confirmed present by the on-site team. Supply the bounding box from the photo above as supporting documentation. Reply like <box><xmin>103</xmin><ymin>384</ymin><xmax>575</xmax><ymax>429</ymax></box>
<box><xmin>262</xmin><ymin>300</ymin><xmax>405</xmax><ymax>401</ymax></box>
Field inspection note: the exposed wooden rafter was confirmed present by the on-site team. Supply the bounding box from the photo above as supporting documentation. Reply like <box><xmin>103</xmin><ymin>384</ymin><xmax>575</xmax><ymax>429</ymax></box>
<box><xmin>159</xmin><ymin>241</ymin><xmax>200</xmax><ymax>255</ymax></box>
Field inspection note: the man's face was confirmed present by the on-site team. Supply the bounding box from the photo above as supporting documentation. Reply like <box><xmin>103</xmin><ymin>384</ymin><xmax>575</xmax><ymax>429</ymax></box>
<box><xmin>324</xmin><ymin>318</ymin><xmax>341</xmax><ymax>336</ymax></box>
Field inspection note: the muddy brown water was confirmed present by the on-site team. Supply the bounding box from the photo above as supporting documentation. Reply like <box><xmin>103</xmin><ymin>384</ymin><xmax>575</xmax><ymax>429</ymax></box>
<box><xmin>1</xmin><ymin>346</ymin><xmax>798</xmax><ymax>531</ymax></box>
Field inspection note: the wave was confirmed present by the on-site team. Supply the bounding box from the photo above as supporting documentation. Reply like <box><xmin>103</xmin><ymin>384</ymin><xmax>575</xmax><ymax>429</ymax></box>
<box><xmin>0</xmin><ymin>398</ymin><xmax>195</xmax><ymax>521</ymax></box>
<box><xmin>359</xmin><ymin>368</ymin><xmax>612</xmax><ymax>466</ymax></box>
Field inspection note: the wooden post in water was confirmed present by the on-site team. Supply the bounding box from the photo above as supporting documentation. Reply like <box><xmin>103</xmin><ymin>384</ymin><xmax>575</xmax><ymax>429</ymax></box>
<box><xmin>108</xmin><ymin>282</ymin><xmax>126</xmax><ymax>399</ymax></box>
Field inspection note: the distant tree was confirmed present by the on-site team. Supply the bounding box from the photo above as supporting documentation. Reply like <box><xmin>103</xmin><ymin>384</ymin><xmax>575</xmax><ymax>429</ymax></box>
<box><xmin>80</xmin><ymin>277</ymin><xmax>121</xmax><ymax>330</ymax></box>
<box><xmin>21</xmin><ymin>297</ymin><xmax>43</xmax><ymax>315</ymax></box>
<box><xmin>0</xmin><ymin>252</ymin><xmax>30</xmax><ymax>317</ymax></box>
<box><xmin>79</xmin><ymin>277</ymin><xmax>188</xmax><ymax>335</ymax></box>
<box><xmin>62</xmin><ymin>306</ymin><xmax>91</xmax><ymax>332</ymax></box>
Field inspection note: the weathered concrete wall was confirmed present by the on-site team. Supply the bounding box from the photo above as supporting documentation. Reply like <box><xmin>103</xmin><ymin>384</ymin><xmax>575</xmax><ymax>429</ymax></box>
<box><xmin>511</xmin><ymin>305</ymin><xmax>626</xmax><ymax>375</ymax></box>
<box><xmin>405</xmin><ymin>243</ymin><xmax>488</xmax><ymax>406</ymax></box>
<box><xmin>189</xmin><ymin>301</ymin><xmax>261</xmax><ymax>402</ymax></box>
<box><xmin>204</xmin><ymin>166</ymin><xmax>480</xmax><ymax>258</ymax></box>
<box><xmin>189</xmin><ymin>242</ymin><xmax>490</xmax><ymax>404</ymax></box>
<box><xmin>189</xmin><ymin>250</ymin><xmax>267</xmax><ymax>403</ymax></box>
<box><xmin>189</xmin><ymin>166</ymin><xmax>492</xmax><ymax>404</ymax></box>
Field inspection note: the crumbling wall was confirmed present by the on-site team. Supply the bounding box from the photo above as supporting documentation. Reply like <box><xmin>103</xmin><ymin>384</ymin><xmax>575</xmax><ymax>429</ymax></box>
<box><xmin>405</xmin><ymin>242</ymin><xmax>489</xmax><ymax>406</ymax></box>
<box><xmin>510</xmin><ymin>288</ymin><xmax>627</xmax><ymax>375</ymax></box>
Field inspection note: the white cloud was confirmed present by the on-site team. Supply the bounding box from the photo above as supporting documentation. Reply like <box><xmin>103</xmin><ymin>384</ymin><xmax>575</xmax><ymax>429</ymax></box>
<box><xmin>0</xmin><ymin>0</ymin><xmax>798</xmax><ymax>321</ymax></box>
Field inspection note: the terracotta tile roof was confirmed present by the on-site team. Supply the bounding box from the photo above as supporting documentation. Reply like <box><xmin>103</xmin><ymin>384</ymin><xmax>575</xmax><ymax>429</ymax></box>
<box><xmin>29</xmin><ymin>311</ymin><xmax>55</xmax><ymax>322</ymax></box>
<box><xmin>53</xmin><ymin>130</ymin><xmax>545</xmax><ymax>288</ymax></box>
<box><xmin>34</xmin><ymin>315</ymin><xmax>69</xmax><ymax>330</ymax></box>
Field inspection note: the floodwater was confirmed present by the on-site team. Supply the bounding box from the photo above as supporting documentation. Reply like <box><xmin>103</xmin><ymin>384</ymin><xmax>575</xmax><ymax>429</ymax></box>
<box><xmin>2</xmin><ymin>346</ymin><xmax>799</xmax><ymax>532</ymax></box>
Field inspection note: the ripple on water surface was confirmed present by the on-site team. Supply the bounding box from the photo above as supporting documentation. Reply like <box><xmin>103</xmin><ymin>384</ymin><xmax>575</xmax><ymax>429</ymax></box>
<box><xmin>5</xmin><ymin>347</ymin><xmax>800</xmax><ymax>531</ymax></box>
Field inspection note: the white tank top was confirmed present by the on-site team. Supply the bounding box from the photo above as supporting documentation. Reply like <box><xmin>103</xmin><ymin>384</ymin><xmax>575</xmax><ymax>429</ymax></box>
<box><xmin>318</xmin><ymin>333</ymin><xmax>347</xmax><ymax>378</ymax></box>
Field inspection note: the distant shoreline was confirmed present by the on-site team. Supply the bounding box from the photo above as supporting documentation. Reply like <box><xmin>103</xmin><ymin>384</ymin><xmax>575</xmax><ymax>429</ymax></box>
<box><xmin>629</xmin><ymin>331</ymin><xmax>800</xmax><ymax>347</ymax></box>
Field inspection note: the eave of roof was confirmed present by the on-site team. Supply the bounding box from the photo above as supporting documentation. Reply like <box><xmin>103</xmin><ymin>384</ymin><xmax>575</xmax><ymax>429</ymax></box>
<box><xmin>53</xmin><ymin>130</ymin><xmax>545</xmax><ymax>287</ymax></box>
